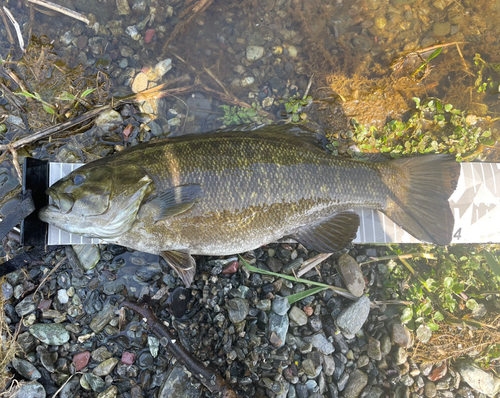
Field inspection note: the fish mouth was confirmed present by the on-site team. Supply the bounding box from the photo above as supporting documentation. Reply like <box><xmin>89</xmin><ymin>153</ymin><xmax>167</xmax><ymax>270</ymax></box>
<box><xmin>46</xmin><ymin>188</ymin><xmax>74</xmax><ymax>214</ymax></box>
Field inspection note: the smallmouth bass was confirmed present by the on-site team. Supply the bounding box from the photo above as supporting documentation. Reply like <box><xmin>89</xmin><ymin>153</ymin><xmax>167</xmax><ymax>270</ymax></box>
<box><xmin>39</xmin><ymin>125</ymin><xmax>460</xmax><ymax>286</ymax></box>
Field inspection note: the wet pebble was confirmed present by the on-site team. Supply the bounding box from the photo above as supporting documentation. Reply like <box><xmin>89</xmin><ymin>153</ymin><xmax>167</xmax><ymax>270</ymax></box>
<box><xmin>336</xmin><ymin>295</ymin><xmax>370</xmax><ymax>336</ymax></box>
<box><xmin>15</xmin><ymin>294</ymin><xmax>38</xmax><ymax>317</ymax></box>
<box><xmin>12</xmin><ymin>358</ymin><xmax>42</xmax><ymax>380</ymax></box>
<box><xmin>343</xmin><ymin>369</ymin><xmax>368</xmax><ymax>398</ymax></box>
<box><xmin>272</xmin><ymin>295</ymin><xmax>290</xmax><ymax>316</ymax></box>
<box><xmin>73</xmin><ymin>351</ymin><xmax>91</xmax><ymax>371</ymax></box>
<box><xmin>246</xmin><ymin>46</ymin><xmax>265</xmax><ymax>61</ymax></box>
<box><xmin>338</xmin><ymin>254</ymin><xmax>365</xmax><ymax>297</ymax></box>
<box><xmin>83</xmin><ymin>372</ymin><xmax>106</xmax><ymax>392</ymax></box>
<box><xmin>131</xmin><ymin>72</ymin><xmax>149</xmax><ymax>93</ymax></box>
<box><xmin>10</xmin><ymin>381</ymin><xmax>46</xmax><ymax>398</ymax></box>
<box><xmin>269</xmin><ymin>312</ymin><xmax>289</xmax><ymax>348</ymax></box>
<box><xmin>289</xmin><ymin>306</ymin><xmax>308</xmax><ymax>326</ymax></box>
<box><xmin>29</xmin><ymin>323</ymin><xmax>70</xmax><ymax>345</ymax></box>
<box><xmin>306</xmin><ymin>333</ymin><xmax>335</xmax><ymax>355</ymax></box>
<box><xmin>93</xmin><ymin>357</ymin><xmax>119</xmax><ymax>376</ymax></box>
<box><xmin>158</xmin><ymin>364</ymin><xmax>201</xmax><ymax>398</ymax></box>
<box><xmin>227</xmin><ymin>298</ymin><xmax>249</xmax><ymax>323</ymax></box>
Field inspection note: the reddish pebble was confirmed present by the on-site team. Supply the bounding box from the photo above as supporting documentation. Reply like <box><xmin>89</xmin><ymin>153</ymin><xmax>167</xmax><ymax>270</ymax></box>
<box><xmin>73</xmin><ymin>351</ymin><xmax>90</xmax><ymax>371</ymax></box>
<box><xmin>222</xmin><ymin>260</ymin><xmax>239</xmax><ymax>274</ymax></box>
<box><xmin>303</xmin><ymin>306</ymin><xmax>313</xmax><ymax>316</ymax></box>
<box><xmin>144</xmin><ymin>29</ymin><xmax>155</xmax><ymax>44</ymax></box>
<box><xmin>121</xmin><ymin>352</ymin><xmax>135</xmax><ymax>365</ymax></box>
<box><xmin>428</xmin><ymin>362</ymin><xmax>447</xmax><ymax>381</ymax></box>
<box><xmin>38</xmin><ymin>299</ymin><xmax>52</xmax><ymax>310</ymax></box>
<box><xmin>123</xmin><ymin>124</ymin><xmax>134</xmax><ymax>141</ymax></box>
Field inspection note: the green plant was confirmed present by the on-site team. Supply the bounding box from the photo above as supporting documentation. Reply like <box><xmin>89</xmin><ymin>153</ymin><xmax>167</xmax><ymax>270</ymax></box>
<box><xmin>380</xmin><ymin>245</ymin><xmax>500</xmax><ymax>335</ymax></box>
<box><xmin>473</xmin><ymin>53</ymin><xmax>500</xmax><ymax>94</ymax></box>
<box><xmin>281</xmin><ymin>94</ymin><xmax>313</xmax><ymax>123</ymax></box>
<box><xmin>219</xmin><ymin>103</ymin><xmax>271</xmax><ymax>126</ymax></box>
<box><xmin>16</xmin><ymin>90</ymin><xmax>57</xmax><ymax>114</ymax></box>
<box><xmin>352</xmin><ymin>98</ymin><xmax>493</xmax><ymax>161</ymax></box>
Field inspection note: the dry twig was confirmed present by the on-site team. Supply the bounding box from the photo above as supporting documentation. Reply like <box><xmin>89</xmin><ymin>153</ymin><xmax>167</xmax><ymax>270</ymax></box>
<box><xmin>122</xmin><ymin>301</ymin><xmax>239</xmax><ymax>398</ymax></box>
<box><xmin>26</xmin><ymin>0</ymin><xmax>89</xmax><ymax>24</ymax></box>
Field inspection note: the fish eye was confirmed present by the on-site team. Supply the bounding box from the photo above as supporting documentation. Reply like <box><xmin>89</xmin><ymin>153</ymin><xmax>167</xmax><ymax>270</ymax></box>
<box><xmin>73</xmin><ymin>174</ymin><xmax>86</xmax><ymax>185</ymax></box>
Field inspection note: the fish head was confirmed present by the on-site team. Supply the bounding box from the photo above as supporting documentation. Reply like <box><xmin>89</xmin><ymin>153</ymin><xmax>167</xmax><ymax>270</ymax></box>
<box><xmin>39</xmin><ymin>162</ymin><xmax>152</xmax><ymax>239</ymax></box>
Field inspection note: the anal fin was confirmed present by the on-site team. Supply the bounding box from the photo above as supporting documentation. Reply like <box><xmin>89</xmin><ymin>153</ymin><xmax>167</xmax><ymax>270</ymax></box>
<box><xmin>160</xmin><ymin>250</ymin><xmax>196</xmax><ymax>287</ymax></box>
<box><xmin>289</xmin><ymin>211</ymin><xmax>360</xmax><ymax>253</ymax></box>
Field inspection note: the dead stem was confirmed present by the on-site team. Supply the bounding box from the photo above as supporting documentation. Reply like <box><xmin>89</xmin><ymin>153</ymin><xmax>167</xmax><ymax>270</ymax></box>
<box><xmin>2</xmin><ymin>7</ymin><xmax>25</xmax><ymax>52</ymax></box>
<box><xmin>33</xmin><ymin>256</ymin><xmax>67</xmax><ymax>299</ymax></box>
<box><xmin>26</xmin><ymin>0</ymin><xmax>89</xmax><ymax>24</ymax></box>
<box><xmin>122</xmin><ymin>301</ymin><xmax>239</xmax><ymax>398</ymax></box>
<box><xmin>9</xmin><ymin>146</ymin><xmax>22</xmax><ymax>182</ymax></box>
<box><xmin>203</xmin><ymin>66</ymin><xmax>229</xmax><ymax>95</ymax></box>
<box><xmin>0</xmin><ymin>8</ymin><xmax>15</xmax><ymax>45</ymax></box>
<box><xmin>297</xmin><ymin>253</ymin><xmax>332</xmax><ymax>278</ymax></box>
<box><xmin>162</xmin><ymin>0</ymin><xmax>214</xmax><ymax>53</ymax></box>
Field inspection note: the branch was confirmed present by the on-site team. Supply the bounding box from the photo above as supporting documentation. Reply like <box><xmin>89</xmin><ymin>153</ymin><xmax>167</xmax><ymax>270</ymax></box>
<box><xmin>122</xmin><ymin>301</ymin><xmax>239</xmax><ymax>398</ymax></box>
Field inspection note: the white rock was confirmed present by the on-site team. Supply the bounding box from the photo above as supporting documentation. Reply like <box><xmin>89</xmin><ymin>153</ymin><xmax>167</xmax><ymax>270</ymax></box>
<box><xmin>57</xmin><ymin>289</ymin><xmax>69</xmax><ymax>304</ymax></box>
<box><xmin>153</xmin><ymin>59</ymin><xmax>172</xmax><ymax>79</ymax></box>
<box><xmin>94</xmin><ymin>110</ymin><xmax>123</xmax><ymax>130</ymax></box>
<box><xmin>246</xmin><ymin>46</ymin><xmax>265</xmax><ymax>61</ymax></box>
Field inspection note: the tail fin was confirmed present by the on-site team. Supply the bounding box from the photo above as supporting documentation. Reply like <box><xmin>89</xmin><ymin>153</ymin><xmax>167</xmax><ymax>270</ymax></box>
<box><xmin>382</xmin><ymin>155</ymin><xmax>460</xmax><ymax>245</ymax></box>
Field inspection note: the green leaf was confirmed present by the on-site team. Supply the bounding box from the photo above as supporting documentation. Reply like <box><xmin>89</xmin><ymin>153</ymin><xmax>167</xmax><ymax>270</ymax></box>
<box><xmin>444</xmin><ymin>104</ymin><xmax>453</xmax><ymax>112</ymax></box>
<box><xmin>434</xmin><ymin>311</ymin><xmax>445</xmax><ymax>322</ymax></box>
<box><xmin>81</xmin><ymin>88</ymin><xmax>96</xmax><ymax>98</ymax></box>
<box><xmin>427</xmin><ymin>47</ymin><xmax>443</xmax><ymax>62</ymax></box>
<box><xmin>452</xmin><ymin>282</ymin><xmax>464</xmax><ymax>294</ymax></box>
<box><xmin>483</xmin><ymin>251</ymin><xmax>500</xmax><ymax>278</ymax></box>
<box><xmin>16</xmin><ymin>91</ymin><xmax>37</xmax><ymax>99</ymax></box>
<box><xmin>287</xmin><ymin>287</ymin><xmax>328</xmax><ymax>304</ymax></box>
<box><xmin>466</xmin><ymin>299</ymin><xmax>478</xmax><ymax>310</ymax></box>
<box><xmin>428</xmin><ymin>322</ymin><xmax>439</xmax><ymax>331</ymax></box>
<box><xmin>413</xmin><ymin>97</ymin><xmax>421</xmax><ymax>109</ymax></box>
<box><xmin>42</xmin><ymin>104</ymin><xmax>55</xmax><ymax>114</ymax></box>
<box><xmin>443</xmin><ymin>276</ymin><xmax>454</xmax><ymax>289</ymax></box>
<box><xmin>401</xmin><ymin>307</ymin><xmax>413</xmax><ymax>323</ymax></box>
<box><xmin>419</xmin><ymin>301</ymin><xmax>433</xmax><ymax>316</ymax></box>
<box><xmin>58</xmin><ymin>91</ymin><xmax>76</xmax><ymax>101</ymax></box>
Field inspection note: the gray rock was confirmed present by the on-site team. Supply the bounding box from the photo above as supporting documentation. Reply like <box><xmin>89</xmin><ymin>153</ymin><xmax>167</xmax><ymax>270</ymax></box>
<box><xmin>158</xmin><ymin>364</ymin><xmax>201</xmax><ymax>398</ymax></box>
<box><xmin>338</xmin><ymin>254</ymin><xmax>365</xmax><ymax>297</ymax></box>
<box><xmin>343</xmin><ymin>370</ymin><xmax>368</xmax><ymax>398</ymax></box>
<box><xmin>380</xmin><ymin>334</ymin><xmax>392</xmax><ymax>355</ymax></box>
<box><xmin>29</xmin><ymin>323</ymin><xmax>70</xmax><ymax>346</ymax></box>
<box><xmin>267</xmin><ymin>256</ymin><xmax>283</xmax><ymax>272</ymax></box>
<box><xmin>289</xmin><ymin>306</ymin><xmax>308</xmax><ymax>326</ymax></box>
<box><xmin>227</xmin><ymin>298</ymin><xmax>249</xmax><ymax>323</ymax></box>
<box><xmin>256</xmin><ymin>299</ymin><xmax>271</xmax><ymax>311</ymax></box>
<box><xmin>400</xmin><ymin>374</ymin><xmax>414</xmax><ymax>386</ymax></box>
<box><xmin>246</xmin><ymin>46</ymin><xmax>265</xmax><ymax>61</ymax></box>
<box><xmin>59</xmin><ymin>375</ymin><xmax>81</xmax><ymax>398</ymax></box>
<box><xmin>365</xmin><ymin>386</ymin><xmax>384</xmax><ymax>398</ymax></box>
<box><xmin>93</xmin><ymin>358</ymin><xmax>118</xmax><ymax>376</ymax></box>
<box><xmin>433</xmin><ymin>22</ymin><xmax>451</xmax><ymax>37</ymax></box>
<box><xmin>337</xmin><ymin>372</ymin><xmax>349</xmax><ymax>391</ymax></box>
<box><xmin>394</xmin><ymin>346</ymin><xmax>408</xmax><ymax>365</ymax></box>
<box><xmin>37</xmin><ymin>346</ymin><xmax>55</xmax><ymax>372</ymax></box>
<box><xmin>83</xmin><ymin>373</ymin><xmax>106</xmax><ymax>392</ymax></box>
<box><xmin>91</xmin><ymin>346</ymin><xmax>113</xmax><ymax>362</ymax></box>
<box><xmin>73</xmin><ymin>244</ymin><xmax>100</xmax><ymax>270</ymax></box>
<box><xmin>458</xmin><ymin>362</ymin><xmax>500</xmax><ymax>397</ymax></box>
<box><xmin>392</xmin><ymin>323</ymin><xmax>411</xmax><ymax>347</ymax></box>
<box><xmin>323</xmin><ymin>355</ymin><xmax>335</xmax><ymax>376</ymax></box>
<box><xmin>472</xmin><ymin>303</ymin><xmax>487</xmax><ymax>318</ymax></box>
<box><xmin>12</xmin><ymin>358</ymin><xmax>41</xmax><ymax>380</ymax></box>
<box><xmin>10</xmin><ymin>381</ymin><xmax>46</xmax><ymax>398</ymax></box>
<box><xmin>272</xmin><ymin>295</ymin><xmax>290</xmax><ymax>316</ymax></box>
<box><xmin>306</xmin><ymin>333</ymin><xmax>335</xmax><ymax>355</ymax></box>
<box><xmin>367</xmin><ymin>336</ymin><xmax>382</xmax><ymax>360</ymax></box>
<box><xmin>302</xmin><ymin>358</ymin><xmax>321</xmax><ymax>378</ymax></box>
<box><xmin>336</xmin><ymin>295</ymin><xmax>370</xmax><ymax>335</ymax></box>
<box><xmin>395</xmin><ymin>385</ymin><xmax>409</xmax><ymax>398</ymax></box>
<box><xmin>357</xmin><ymin>354</ymin><xmax>369</xmax><ymax>368</ymax></box>
<box><xmin>269</xmin><ymin>312</ymin><xmax>289</xmax><ymax>348</ymax></box>
<box><xmin>17</xmin><ymin>332</ymin><xmax>36</xmax><ymax>353</ymax></box>
<box><xmin>1</xmin><ymin>281</ymin><xmax>13</xmax><ymax>300</ymax></box>
<box><xmin>416</xmin><ymin>324</ymin><xmax>432</xmax><ymax>343</ymax></box>
<box><xmin>90</xmin><ymin>302</ymin><xmax>117</xmax><ymax>333</ymax></box>
<box><xmin>98</xmin><ymin>386</ymin><xmax>118</xmax><ymax>398</ymax></box>
<box><xmin>15</xmin><ymin>294</ymin><xmax>38</xmax><ymax>317</ymax></box>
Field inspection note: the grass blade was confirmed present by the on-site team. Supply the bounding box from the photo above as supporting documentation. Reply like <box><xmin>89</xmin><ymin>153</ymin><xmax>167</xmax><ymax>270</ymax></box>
<box><xmin>287</xmin><ymin>287</ymin><xmax>328</xmax><ymax>304</ymax></box>
<box><xmin>483</xmin><ymin>251</ymin><xmax>500</xmax><ymax>278</ymax></box>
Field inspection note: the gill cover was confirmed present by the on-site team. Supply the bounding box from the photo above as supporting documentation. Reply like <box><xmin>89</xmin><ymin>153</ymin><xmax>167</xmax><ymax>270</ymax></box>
<box><xmin>43</xmin><ymin>162</ymin><xmax>152</xmax><ymax>239</ymax></box>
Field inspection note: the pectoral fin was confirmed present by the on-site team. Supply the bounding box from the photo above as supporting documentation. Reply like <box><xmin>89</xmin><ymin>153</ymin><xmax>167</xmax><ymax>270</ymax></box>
<box><xmin>160</xmin><ymin>250</ymin><xmax>196</xmax><ymax>287</ymax></box>
<box><xmin>289</xmin><ymin>211</ymin><xmax>360</xmax><ymax>253</ymax></box>
<box><xmin>150</xmin><ymin>184</ymin><xmax>204</xmax><ymax>222</ymax></box>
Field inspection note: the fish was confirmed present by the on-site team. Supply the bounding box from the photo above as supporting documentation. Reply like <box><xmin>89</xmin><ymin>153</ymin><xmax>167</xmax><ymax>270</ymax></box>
<box><xmin>39</xmin><ymin>124</ymin><xmax>460</xmax><ymax>286</ymax></box>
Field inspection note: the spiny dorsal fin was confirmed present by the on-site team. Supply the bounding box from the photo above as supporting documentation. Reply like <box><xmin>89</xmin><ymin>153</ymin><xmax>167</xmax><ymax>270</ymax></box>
<box><xmin>289</xmin><ymin>211</ymin><xmax>360</xmax><ymax>253</ymax></box>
